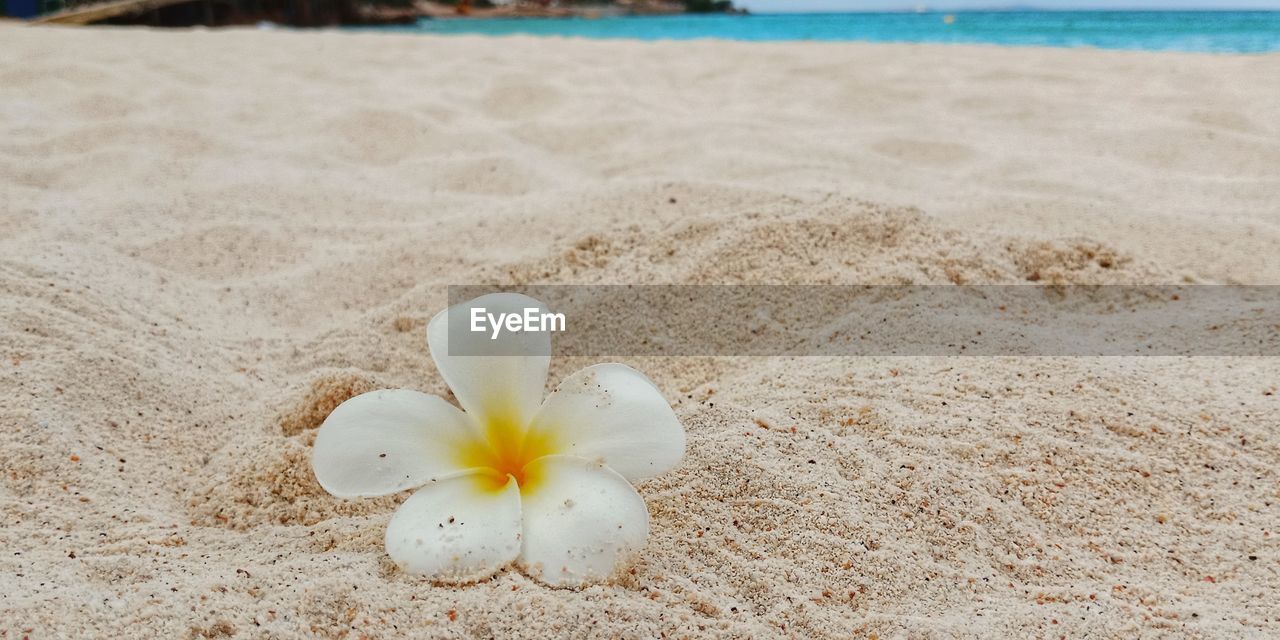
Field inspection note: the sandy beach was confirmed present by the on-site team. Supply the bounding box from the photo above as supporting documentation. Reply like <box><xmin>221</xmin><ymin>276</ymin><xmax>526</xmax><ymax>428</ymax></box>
<box><xmin>2</xmin><ymin>25</ymin><xmax>1278</xmax><ymax>637</ymax></box>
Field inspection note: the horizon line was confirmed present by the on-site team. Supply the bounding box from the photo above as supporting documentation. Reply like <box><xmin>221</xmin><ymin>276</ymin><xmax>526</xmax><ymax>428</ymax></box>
<box><xmin>737</xmin><ymin>5</ymin><xmax>1280</xmax><ymax>13</ymax></box>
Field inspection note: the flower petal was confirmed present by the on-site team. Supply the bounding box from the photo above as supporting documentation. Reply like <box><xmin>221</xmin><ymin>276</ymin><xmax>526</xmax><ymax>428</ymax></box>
<box><xmin>427</xmin><ymin>293</ymin><xmax>551</xmax><ymax>428</ymax></box>
<box><xmin>312</xmin><ymin>389</ymin><xmax>481</xmax><ymax>498</ymax></box>
<box><xmin>528</xmin><ymin>364</ymin><xmax>685</xmax><ymax>482</ymax></box>
<box><xmin>518</xmin><ymin>455</ymin><xmax>650</xmax><ymax>587</ymax></box>
<box><xmin>385</xmin><ymin>473</ymin><xmax>522</xmax><ymax>582</ymax></box>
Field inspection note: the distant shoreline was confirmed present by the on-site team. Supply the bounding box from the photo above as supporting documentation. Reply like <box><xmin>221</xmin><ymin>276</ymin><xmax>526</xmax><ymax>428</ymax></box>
<box><xmin>361</xmin><ymin>1</ymin><xmax>744</xmax><ymax>26</ymax></box>
<box><xmin>19</xmin><ymin>0</ymin><xmax>742</xmax><ymax>28</ymax></box>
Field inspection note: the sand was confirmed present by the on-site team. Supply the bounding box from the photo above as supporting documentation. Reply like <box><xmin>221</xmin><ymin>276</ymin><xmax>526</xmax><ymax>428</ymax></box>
<box><xmin>2</xmin><ymin>24</ymin><xmax>1278</xmax><ymax>638</ymax></box>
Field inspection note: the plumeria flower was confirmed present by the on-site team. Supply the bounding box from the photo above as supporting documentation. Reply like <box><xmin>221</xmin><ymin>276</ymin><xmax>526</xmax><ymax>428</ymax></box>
<box><xmin>311</xmin><ymin>293</ymin><xmax>685</xmax><ymax>587</ymax></box>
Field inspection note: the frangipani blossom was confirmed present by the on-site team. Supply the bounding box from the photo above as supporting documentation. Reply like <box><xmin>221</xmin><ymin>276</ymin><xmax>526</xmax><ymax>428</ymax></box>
<box><xmin>311</xmin><ymin>293</ymin><xmax>685</xmax><ymax>587</ymax></box>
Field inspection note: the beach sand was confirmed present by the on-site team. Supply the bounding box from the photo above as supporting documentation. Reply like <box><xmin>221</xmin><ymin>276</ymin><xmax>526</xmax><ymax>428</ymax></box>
<box><xmin>1</xmin><ymin>25</ymin><xmax>1278</xmax><ymax>637</ymax></box>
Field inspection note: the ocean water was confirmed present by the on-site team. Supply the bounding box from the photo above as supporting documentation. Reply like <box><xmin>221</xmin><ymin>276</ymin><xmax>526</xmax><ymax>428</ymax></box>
<box><xmin>366</xmin><ymin>11</ymin><xmax>1280</xmax><ymax>53</ymax></box>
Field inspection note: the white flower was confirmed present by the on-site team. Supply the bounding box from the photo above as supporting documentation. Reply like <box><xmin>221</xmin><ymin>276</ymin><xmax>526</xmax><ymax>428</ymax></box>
<box><xmin>311</xmin><ymin>293</ymin><xmax>685</xmax><ymax>587</ymax></box>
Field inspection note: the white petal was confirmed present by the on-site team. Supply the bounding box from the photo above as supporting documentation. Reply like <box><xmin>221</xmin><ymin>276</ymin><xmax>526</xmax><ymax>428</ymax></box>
<box><xmin>518</xmin><ymin>455</ymin><xmax>649</xmax><ymax>587</ymax></box>
<box><xmin>528</xmin><ymin>364</ymin><xmax>685</xmax><ymax>482</ymax></box>
<box><xmin>312</xmin><ymin>389</ymin><xmax>480</xmax><ymax>498</ymax></box>
<box><xmin>427</xmin><ymin>293</ymin><xmax>551</xmax><ymax>428</ymax></box>
<box><xmin>385</xmin><ymin>473</ymin><xmax>522</xmax><ymax>582</ymax></box>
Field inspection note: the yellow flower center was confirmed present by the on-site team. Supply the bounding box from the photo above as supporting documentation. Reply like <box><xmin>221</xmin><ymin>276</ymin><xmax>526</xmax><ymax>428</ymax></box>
<box><xmin>457</xmin><ymin>410</ymin><xmax>554</xmax><ymax>493</ymax></box>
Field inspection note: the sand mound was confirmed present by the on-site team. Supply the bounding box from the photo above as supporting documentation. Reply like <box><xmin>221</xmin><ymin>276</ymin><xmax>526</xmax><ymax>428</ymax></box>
<box><xmin>493</xmin><ymin>199</ymin><xmax>1163</xmax><ymax>286</ymax></box>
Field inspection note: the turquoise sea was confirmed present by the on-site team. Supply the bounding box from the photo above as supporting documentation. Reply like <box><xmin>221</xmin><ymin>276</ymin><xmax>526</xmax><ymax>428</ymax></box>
<box><xmin>367</xmin><ymin>11</ymin><xmax>1280</xmax><ymax>53</ymax></box>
